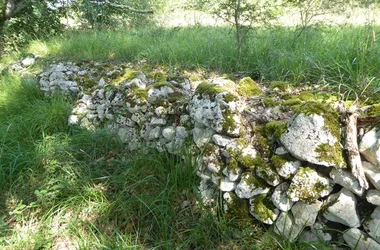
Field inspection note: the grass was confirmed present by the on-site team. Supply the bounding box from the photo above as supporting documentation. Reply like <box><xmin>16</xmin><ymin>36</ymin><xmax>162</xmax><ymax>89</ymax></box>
<box><xmin>17</xmin><ymin>24</ymin><xmax>380</xmax><ymax>93</ymax></box>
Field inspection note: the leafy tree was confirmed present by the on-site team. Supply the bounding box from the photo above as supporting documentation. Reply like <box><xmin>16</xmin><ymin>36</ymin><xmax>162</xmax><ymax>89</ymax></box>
<box><xmin>0</xmin><ymin>0</ymin><xmax>67</xmax><ymax>53</ymax></box>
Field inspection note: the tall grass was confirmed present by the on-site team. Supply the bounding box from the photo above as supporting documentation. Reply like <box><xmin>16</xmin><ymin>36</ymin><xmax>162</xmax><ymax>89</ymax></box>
<box><xmin>26</xmin><ymin>25</ymin><xmax>380</xmax><ymax>91</ymax></box>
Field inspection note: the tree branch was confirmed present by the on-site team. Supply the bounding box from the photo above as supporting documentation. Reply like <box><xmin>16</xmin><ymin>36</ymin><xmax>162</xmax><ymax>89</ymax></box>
<box><xmin>91</xmin><ymin>0</ymin><xmax>154</xmax><ymax>14</ymax></box>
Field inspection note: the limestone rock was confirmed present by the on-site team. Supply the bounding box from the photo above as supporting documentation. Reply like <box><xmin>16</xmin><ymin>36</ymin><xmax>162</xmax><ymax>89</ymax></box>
<box><xmin>271</xmin><ymin>155</ymin><xmax>301</xmax><ymax>179</ymax></box>
<box><xmin>291</xmin><ymin>201</ymin><xmax>322</xmax><ymax>227</ymax></box>
<box><xmin>363</xmin><ymin>206</ymin><xmax>380</xmax><ymax>244</ymax></box>
<box><xmin>323</xmin><ymin>189</ymin><xmax>361</xmax><ymax>228</ymax></box>
<box><xmin>193</xmin><ymin>123</ymin><xmax>215</xmax><ymax>148</ymax></box>
<box><xmin>273</xmin><ymin>212</ymin><xmax>303</xmax><ymax>242</ymax></box>
<box><xmin>363</xmin><ymin>161</ymin><xmax>380</xmax><ymax>190</ymax></box>
<box><xmin>366</xmin><ymin>189</ymin><xmax>380</xmax><ymax>206</ymax></box>
<box><xmin>359</xmin><ymin>127</ymin><xmax>380</xmax><ymax>166</ymax></box>
<box><xmin>287</xmin><ymin>167</ymin><xmax>334</xmax><ymax>203</ymax></box>
<box><xmin>280</xmin><ymin>112</ymin><xmax>344</xmax><ymax>167</ymax></box>
<box><xmin>235</xmin><ymin>172</ymin><xmax>270</xmax><ymax>199</ymax></box>
<box><xmin>343</xmin><ymin>228</ymin><xmax>380</xmax><ymax>250</ymax></box>
<box><xmin>220</xmin><ymin>177</ymin><xmax>237</xmax><ymax>192</ymax></box>
<box><xmin>249</xmin><ymin>194</ymin><xmax>279</xmax><ymax>224</ymax></box>
<box><xmin>212</xmin><ymin>134</ymin><xmax>233</xmax><ymax>147</ymax></box>
<box><xmin>329</xmin><ymin>168</ymin><xmax>365</xmax><ymax>196</ymax></box>
<box><xmin>271</xmin><ymin>182</ymin><xmax>294</xmax><ymax>212</ymax></box>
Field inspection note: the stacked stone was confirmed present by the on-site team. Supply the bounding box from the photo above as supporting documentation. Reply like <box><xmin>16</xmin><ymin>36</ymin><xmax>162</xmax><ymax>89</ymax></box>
<box><xmin>37</xmin><ymin>62</ymin><xmax>380</xmax><ymax>249</ymax></box>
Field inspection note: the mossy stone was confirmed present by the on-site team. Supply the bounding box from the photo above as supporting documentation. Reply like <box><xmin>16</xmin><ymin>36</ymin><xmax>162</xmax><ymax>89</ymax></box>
<box><xmin>315</xmin><ymin>142</ymin><xmax>345</xmax><ymax>168</ymax></box>
<box><xmin>195</xmin><ymin>82</ymin><xmax>224</xmax><ymax>98</ymax></box>
<box><xmin>236</xmin><ymin>77</ymin><xmax>262</xmax><ymax>97</ymax></box>
<box><xmin>150</xmin><ymin>72</ymin><xmax>167</xmax><ymax>82</ymax></box>
<box><xmin>297</xmin><ymin>92</ymin><xmax>315</xmax><ymax>102</ymax></box>
<box><xmin>295</xmin><ymin>101</ymin><xmax>341</xmax><ymax>140</ymax></box>
<box><xmin>250</xmin><ymin>194</ymin><xmax>278</xmax><ymax>224</ymax></box>
<box><xmin>263</xmin><ymin>97</ymin><xmax>280</xmax><ymax>107</ymax></box>
<box><xmin>269</xmin><ymin>81</ymin><xmax>291</xmax><ymax>91</ymax></box>
<box><xmin>367</xmin><ymin>104</ymin><xmax>380</xmax><ymax>117</ymax></box>
<box><xmin>283</xmin><ymin>98</ymin><xmax>302</xmax><ymax>107</ymax></box>
<box><xmin>265</xmin><ymin>121</ymin><xmax>287</xmax><ymax>140</ymax></box>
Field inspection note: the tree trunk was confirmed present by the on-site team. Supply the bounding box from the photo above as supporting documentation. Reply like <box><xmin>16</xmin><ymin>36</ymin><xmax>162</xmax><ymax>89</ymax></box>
<box><xmin>234</xmin><ymin>0</ymin><xmax>242</xmax><ymax>65</ymax></box>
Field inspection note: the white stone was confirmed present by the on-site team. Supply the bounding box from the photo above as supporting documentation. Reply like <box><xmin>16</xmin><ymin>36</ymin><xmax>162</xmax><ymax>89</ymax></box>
<box><xmin>366</xmin><ymin>190</ymin><xmax>380</xmax><ymax>206</ymax></box>
<box><xmin>255</xmin><ymin>165</ymin><xmax>281</xmax><ymax>186</ymax></box>
<box><xmin>323</xmin><ymin>189</ymin><xmax>361</xmax><ymax>228</ymax></box>
<box><xmin>275</xmin><ymin>146</ymin><xmax>289</xmax><ymax>155</ymax></box>
<box><xmin>235</xmin><ymin>172</ymin><xmax>270</xmax><ymax>199</ymax></box>
<box><xmin>329</xmin><ymin>168</ymin><xmax>365</xmax><ymax>196</ymax></box>
<box><xmin>21</xmin><ymin>57</ymin><xmax>35</xmax><ymax>67</ymax></box>
<box><xmin>359</xmin><ymin>127</ymin><xmax>380</xmax><ymax>166</ymax></box>
<box><xmin>222</xmin><ymin>166</ymin><xmax>242</xmax><ymax>182</ymax></box>
<box><xmin>175</xmin><ymin>126</ymin><xmax>188</xmax><ymax>139</ymax></box>
<box><xmin>68</xmin><ymin>115</ymin><xmax>79</xmax><ymax>125</ymax></box>
<box><xmin>193</xmin><ymin>124</ymin><xmax>215</xmax><ymax>148</ymax></box>
<box><xmin>220</xmin><ymin>178</ymin><xmax>237</xmax><ymax>192</ymax></box>
<box><xmin>363</xmin><ymin>161</ymin><xmax>380</xmax><ymax>190</ymax></box>
<box><xmin>343</xmin><ymin>228</ymin><xmax>380</xmax><ymax>250</ymax></box>
<box><xmin>148</xmin><ymin>127</ymin><xmax>161</xmax><ymax>140</ymax></box>
<box><xmin>151</xmin><ymin>117</ymin><xmax>167</xmax><ymax>126</ymax></box>
<box><xmin>275</xmin><ymin>159</ymin><xmax>301</xmax><ymax>179</ymax></box>
<box><xmin>155</xmin><ymin>106</ymin><xmax>167</xmax><ymax>117</ymax></box>
<box><xmin>291</xmin><ymin>201</ymin><xmax>322</xmax><ymax>227</ymax></box>
<box><xmin>147</xmin><ymin>86</ymin><xmax>174</xmax><ymax>102</ymax></box>
<box><xmin>364</xmin><ymin>207</ymin><xmax>380</xmax><ymax>244</ymax></box>
<box><xmin>162</xmin><ymin>126</ymin><xmax>175</xmax><ymax>141</ymax></box>
<box><xmin>271</xmin><ymin>182</ymin><xmax>294</xmax><ymax>212</ymax></box>
<box><xmin>199</xmin><ymin>179</ymin><xmax>216</xmax><ymax>206</ymax></box>
<box><xmin>273</xmin><ymin>212</ymin><xmax>303</xmax><ymax>242</ymax></box>
<box><xmin>280</xmin><ymin>113</ymin><xmax>343</xmax><ymax>167</ymax></box>
<box><xmin>287</xmin><ymin>167</ymin><xmax>334</xmax><ymax>203</ymax></box>
<box><xmin>212</xmin><ymin>134</ymin><xmax>233</xmax><ymax>147</ymax></box>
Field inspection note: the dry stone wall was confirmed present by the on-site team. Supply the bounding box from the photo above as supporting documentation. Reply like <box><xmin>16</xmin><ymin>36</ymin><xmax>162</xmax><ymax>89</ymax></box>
<box><xmin>37</xmin><ymin>61</ymin><xmax>380</xmax><ymax>249</ymax></box>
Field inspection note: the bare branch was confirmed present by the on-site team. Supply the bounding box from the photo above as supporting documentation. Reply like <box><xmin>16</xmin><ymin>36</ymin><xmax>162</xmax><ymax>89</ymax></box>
<box><xmin>90</xmin><ymin>0</ymin><xmax>154</xmax><ymax>14</ymax></box>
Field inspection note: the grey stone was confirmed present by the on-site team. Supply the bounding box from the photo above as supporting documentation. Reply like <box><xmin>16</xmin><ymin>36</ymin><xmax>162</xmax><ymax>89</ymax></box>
<box><xmin>291</xmin><ymin>201</ymin><xmax>322</xmax><ymax>227</ymax></box>
<box><xmin>271</xmin><ymin>182</ymin><xmax>294</xmax><ymax>212</ymax></box>
<box><xmin>363</xmin><ymin>161</ymin><xmax>380</xmax><ymax>190</ymax></box>
<box><xmin>343</xmin><ymin>228</ymin><xmax>380</xmax><ymax>250</ymax></box>
<box><xmin>21</xmin><ymin>57</ymin><xmax>35</xmax><ymax>67</ymax></box>
<box><xmin>280</xmin><ymin>113</ymin><xmax>343</xmax><ymax>167</ymax></box>
<box><xmin>220</xmin><ymin>177</ymin><xmax>237</xmax><ymax>192</ymax></box>
<box><xmin>287</xmin><ymin>167</ymin><xmax>334</xmax><ymax>203</ymax></box>
<box><xmin>359</xmin><ymin>127</ymin><xmax>380</xmax><ymax>166</ymax></box>
<box><xmin>323</xmin><ymin>189</ymin><xmax>361</xmax><ymax>228</ymax></box>
<box><xmin>235</xmin><ymin>172</ymin><xmax>270</xmax><ymax>199</ymax></box>
<box><xmin>193</xmin><ymin>124</ymin><xmax>215</xmax><ymax>148</ymax></box>
<box><xmin>175</xmin><ymin>126</ymin><xmax>188</xmax><ymax>139</ymax></box>
<box><xmin>363</xmin><ymin>206</ymin><xmax>380</xmax><ymax>244</ymax></box>
<box><xmin>329</xmin><ymin>168</ymin><xmax>365</xmax><ymax>196</ymax></box>
<box><xmin>275</xmin><ymin>146</ymin><xmax>289</xmax><ymax>155</ymax></box>
<box><xmin>366</xmin><ymin>189</ymin><xmax>380</xmax><ymax>206</ymax></box>
<box><xmin>275</xmin><ymin>159</ymin><xmax>301</xmax><ymax>179</ymax></box>
<box><xmin>273</xmin><ymin>212</ymin><xmax>303</xmax><ymax>242</ymax></box>
<box><xmin>212</xmin><ymin>134</ymin><xmax>233</xmax><ymax>147</ymax></box>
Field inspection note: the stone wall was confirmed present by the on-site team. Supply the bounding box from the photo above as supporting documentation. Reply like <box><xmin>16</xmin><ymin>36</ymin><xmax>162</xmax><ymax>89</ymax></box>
<box><xmin>38</xmin><ymin>61</ymin><xmax>380</xmax><ymax>249</ymax></box>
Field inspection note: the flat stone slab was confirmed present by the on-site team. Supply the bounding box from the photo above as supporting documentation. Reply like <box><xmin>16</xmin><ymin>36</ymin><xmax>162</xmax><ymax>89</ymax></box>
<box><xmin>343</xmin><ymin>228</ymin><xmax>380</xmax><ymax>250</ymax></box>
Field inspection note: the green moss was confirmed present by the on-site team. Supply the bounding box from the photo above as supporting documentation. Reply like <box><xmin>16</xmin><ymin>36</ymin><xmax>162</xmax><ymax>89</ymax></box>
<box><xmin>203</xmin><ymin>143</ymin><xmax>219</xmax><ymax>157</ymax></box>
<box><xmin>224</xmin><ymin>192</ymin><xmax>251</xmax><ymax>227</ymax></box>
<box><xmin>224</xmin><ymin>93</ymin><xmax>239</xmax><ymax>103</ymax></box>
<box><xmin>367</xmin><ymin>104</ymin><xmax>380</xmax><ymax>117</ymax></box>
<box><xmin>242</xmin><ymin>172</ymin><xmax>267</xmax><ymax>188</ymax></box>
<box><xmin>265</xmin><ymin>121</ymin><xmax>287</xmax><ymax>140</ymax></box>
<box><xmin>269</xmin><ymin>81</ymin><xmax>290</xmax><ymax>91</ymax></box>
<box><xmin>254</xmin><ymin>135</ymin><xmax>271</xmax><ymax>159</ymax></box>
<box><xmin>83</xmin><ymin>78</ymin><xmax>97</xmax><ymax>89</ymax></box>
<box><xmin>283</xmin><ymin>98</ymin><xmax>302</xmax><ymax>107</ymax></box>
<box><xmin>189</xmin><ymin>75</ymin><xmax>200</xmax><ymax>81</ymax></box>
<box><xmin>154</xmin><ymin>98</ymin><xmax>170</xmax><ymax>107</ymax></box>
<box><xmin>195</xmin><ymin>82</ymin><xmax>225</xmax><ymax>97</ymax></box>
<box><xmin>296</xmin><ymin>102</ymin><xmax>341</xmax><ymax>140</ymax></box>
<box><xmin>222</xmin><ymin>109</ymin><xmax>238</xmax><ymax>135</ymax></box>
<box><xmin>125</xmin><ymin>88</ymin><xmax>148</xmax><ymax>107</ymax></box>
<box><xmin>315</xmin><ymin>142</ymin><xmax>345</xmax><ymax>168</ymax></box>
<box><xmin>263</xmin><ymin>97</ymin><xmax>280</xmax><ymax>107</ymax></box>
<box><xmin>297</xmin><ymin>92</ymin><xmax>315</xmax><ymax>102</ymax></box>
<box><xmin>281</xmin><ymin>93</ymin><xmax>293</xmax><ymax>100</ymax></box>
<box><xmin>250</xmin><ymin>194</ymin><xmax>277</xmax><ymax>223</ymax></box>
<box><xmin>150</xmin><ymin>72</ymin><xmax>167</xmax><ymax>82</ymax></box>
<box><xmin>236</xmin><ymin>77</ymin><xmax>262</xmax><ymax>97</ymax></box>
<box><xmin>151</xmin><ymin>81</ymin><xmax>174</xmax><ymax>89</ymax></box>
<box><xmin>254</xmin><ymin>157</ymin><xmax>280</xmax><ymax>185</ymax></box>
<box><xmin>167</xmin><ymin>92</ymin><xmax>185</xmax><ymax>103</ymax></box>
<box><xmin>111</xmin><ymin>69</ymin><xmax>141</xmax><ymax>85</ymax></box>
